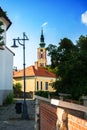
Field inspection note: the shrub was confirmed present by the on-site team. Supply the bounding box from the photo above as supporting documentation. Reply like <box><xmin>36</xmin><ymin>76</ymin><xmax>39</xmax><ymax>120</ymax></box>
<box><xmin>35</xmin><ymin>91</ymin><xmax>58</xmax><ymax>98</ymax></box>
<box><xmin>35</xmin><ymin>91</ymin><xmax>49</xmax><ymax>98</ymax></box>
<box><xmin>3</xmin><ymin>93</ymin><xmax>14</xmax><ymax>105</ymax></box>
<box><xmin>13</xmin><ymin>83</ymin><xmax>22</xmax><ymax>97</ymax></box>
<box><xmin>13</xmin><ymin>83</ymin><xmax>22</xmax><ymax>92</ymax></box>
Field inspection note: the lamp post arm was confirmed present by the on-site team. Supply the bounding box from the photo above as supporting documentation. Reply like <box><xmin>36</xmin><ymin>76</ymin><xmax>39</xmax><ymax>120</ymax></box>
<box><xmin>17</xmin><ymin>37</ymin><xmax>24</xmax><ymax>46</ymax></box>
<box><xmin>17</xmin><ymin>33</ymin><xmax>29</xmax><ymax>46</ymax></box>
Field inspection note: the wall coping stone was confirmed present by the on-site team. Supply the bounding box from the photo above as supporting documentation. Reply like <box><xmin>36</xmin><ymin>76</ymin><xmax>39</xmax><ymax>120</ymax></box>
<box><xmin>35</xmin><ymin>95</ymin><xmax>50</xmax><ymax>102</ymax></box>
<box><xmin>35</xmin><ymin>95</ymin><xmax>87</xmax><ymax>113</ymax></box>
<box><xmin>51</xmin><ymin>99</ymin><xmax>87</xmax><ymax>113</ymax></box>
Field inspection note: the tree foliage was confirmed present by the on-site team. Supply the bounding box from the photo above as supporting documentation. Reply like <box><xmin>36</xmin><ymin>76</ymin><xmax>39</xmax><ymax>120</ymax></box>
<box><xmin>47</xmin><ymin>36</ymin><xmax>87</xmax><ymax>100</ymax></box>
<box><xmin>46</xmin><ymin>44</ymin><xmax>58</xmax><ymax>68</ymax></box>
<box><xmin>0</xmin><ymin>8</ymin><xmax>6</xmax><ymax>46</ymax></box>
<box><xmin>0</xmin><ymin>21</ymin><xmax>4</xmax><ymax>46</ymax></box>
<box><xmin>13</xmin><ymin>83</ymin><xmax>22</xmax><ymax>94</ymax></box>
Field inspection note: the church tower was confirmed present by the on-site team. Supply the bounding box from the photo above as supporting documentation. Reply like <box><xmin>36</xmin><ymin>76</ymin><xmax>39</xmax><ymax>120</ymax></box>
<box><xmin>37</xmin><ymin>29</ymin><xmax>47</xmax><ymax>67</ymax></box>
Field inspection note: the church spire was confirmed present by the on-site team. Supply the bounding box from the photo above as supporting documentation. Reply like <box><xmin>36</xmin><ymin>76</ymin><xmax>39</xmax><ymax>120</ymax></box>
<box><xmin>37</xmin><ymin>28</ymin><xmax>47</xmax><ymax>67</ymax></box>
<box><xmin>39</xmin><ymin>28</ymin><xmax>45</xmax><ymax>47</ymax></box>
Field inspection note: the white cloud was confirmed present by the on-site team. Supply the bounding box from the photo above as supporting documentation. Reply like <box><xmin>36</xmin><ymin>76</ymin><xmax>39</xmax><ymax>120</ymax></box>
<box><xmin>42</xmin><ymin>22</ymin><xmax>48</xmax><ymax>27</ymax></box>
<box><xmin>81</xmin><ymin>11</ymin><xmax>87</xmax><ymax>26</ymax></box>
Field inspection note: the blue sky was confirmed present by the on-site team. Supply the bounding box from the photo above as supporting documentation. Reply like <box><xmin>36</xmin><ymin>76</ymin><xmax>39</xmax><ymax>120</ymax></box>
<box><xmin>0</xmin><ymin>0</ymin><xmax>87</xmax><ymax>69</ymax></box>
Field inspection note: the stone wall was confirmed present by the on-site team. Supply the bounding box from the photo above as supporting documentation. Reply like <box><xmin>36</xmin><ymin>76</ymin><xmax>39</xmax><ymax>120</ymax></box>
<box><xmin>35</xmin><ymin>96</ymin><xmax>87</xmax><ymax>130</ymax></box>
<box><xmin>68</xmin><ymin>114</ymin><xmax>87</xmax><ymax>130</ymax></box>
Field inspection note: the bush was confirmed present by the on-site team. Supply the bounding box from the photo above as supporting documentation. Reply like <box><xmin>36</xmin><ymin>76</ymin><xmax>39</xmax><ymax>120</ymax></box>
<box><xmin>50</xmin><ymin>91</ymin><xmax>58</xmax><ymax>98</ymax></box>
<box><xmin>35</xmin><ymin>91</ymin><xmax>58</xmax><ymax>98</ymax></box>
<box><xmin>13</xmin><ymin>83</ymin><xmax>22</xmax><ymax>92</ymax></box>
<box><xmin>13</xmin><ymin>83</ymin><xmax>22</xmax><ymax>97</ymax></box>
<box><xmin>35</xmin><ymin>91</ymin><xmax>49</xmax><ymax>98</ymax></box>
<box><xmin>3</xmin><ymin>93</ymin><xmax>14</xmax><ymax>105</ymax></box>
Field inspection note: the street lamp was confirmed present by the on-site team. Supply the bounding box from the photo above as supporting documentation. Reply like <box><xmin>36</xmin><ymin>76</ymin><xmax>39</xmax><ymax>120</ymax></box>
<box><xmin>11</xmin><ymin>32</ymin><xmax>29</xmax><ymax>119</ymax></box>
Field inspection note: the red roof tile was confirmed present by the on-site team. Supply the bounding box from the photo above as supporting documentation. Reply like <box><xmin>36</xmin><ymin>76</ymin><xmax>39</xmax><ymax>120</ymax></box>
<box><xmin>13</xmin><ymin>65</ymin><xmax>56</xmax><ymax>78</ymax></box>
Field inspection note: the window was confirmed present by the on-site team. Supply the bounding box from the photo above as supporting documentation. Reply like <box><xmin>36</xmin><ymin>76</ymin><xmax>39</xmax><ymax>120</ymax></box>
<box><xmin>45</xmin><ymin>82</ymin><xmax>48</xmax><ymax>90</ymax></box>
<box><xmin>37</xmin><ymin>81</ymin><xmax>39</xmax><ymax>90</ymax></box>
<box><xmin>40</xmin><ymin>53</ymin><xmax>43</xmax><ymax>58</ymax></box>
<box><xmin>40</xmin><ymin>81</ymin><xmax>42</xmax><ymax>90</ymax></box>
<box><xmin>40</xmin><ymin>63</ymin><xmax>44</xmax><ymax>67</ymax></box>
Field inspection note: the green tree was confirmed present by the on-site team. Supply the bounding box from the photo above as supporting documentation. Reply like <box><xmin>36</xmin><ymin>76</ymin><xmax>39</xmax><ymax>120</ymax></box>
<box><xmin>0</xmin><ymin>8</ymin><xmax>6</xmax><ymax>46</ymax></box>
<box><xmin>0</xmin><ymin>21</ymin><xmax>4</xmax><ymax>46</ymax></box>
<box><xmin>13</xmin><ymin>83</ymin><xmax>22</xmax><ymax>96</ymax></box>
<box><xmin>47</xmin><ymin>44</ymin><xmax>59</xmax><ymax>68</ymax></box>
<box><xmin>47</xmin><ymin>36</ymin><xmax>87</xmax><ymax>100</ymax></box>
<box><xmin>77</xmin><ymin>35</ymin><xmax>87</xmax><ymax>51</ymax></box>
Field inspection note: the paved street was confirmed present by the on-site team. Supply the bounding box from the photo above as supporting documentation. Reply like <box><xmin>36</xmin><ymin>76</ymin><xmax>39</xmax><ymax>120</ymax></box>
<box><xmin>0</xmin><ymin>99</ymin><xmax>35</xmax><ymax>130</ymax></box>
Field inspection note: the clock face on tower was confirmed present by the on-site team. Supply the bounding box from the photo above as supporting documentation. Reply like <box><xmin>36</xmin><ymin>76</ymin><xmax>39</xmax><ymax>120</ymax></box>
<box><xmin>40</xmin><ymin>49</ymin><xmax>43</xmax><ymax>52</ymax></box>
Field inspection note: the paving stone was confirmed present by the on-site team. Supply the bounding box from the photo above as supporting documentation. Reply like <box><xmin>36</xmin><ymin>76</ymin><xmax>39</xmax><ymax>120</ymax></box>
<box><xmin>0</xmin><ymin>99</ymin><xmax>35</xmax><ymax>130</ymax></box>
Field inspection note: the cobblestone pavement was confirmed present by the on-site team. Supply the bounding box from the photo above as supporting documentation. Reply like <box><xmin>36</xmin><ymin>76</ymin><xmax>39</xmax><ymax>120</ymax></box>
<box><xmin>0</xmin><ymin>99</ymin><xmax>35</xmax><ymax>130</ymax></box>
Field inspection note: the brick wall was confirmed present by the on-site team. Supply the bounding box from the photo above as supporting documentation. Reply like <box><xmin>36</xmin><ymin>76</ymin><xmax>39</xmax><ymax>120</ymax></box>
<box><xmin>35</xmin><ymin>96</ymin><xmax>87</xmax><ymax>130</ymax></box>
<box><xmin>40</xmin><ymin>101</ymin><xmax>57</xmax><ymax>130</ymax></box>
<box><xmin>38</xmin><ymin>101</ymin><xmax>87</xmax><ymax>130</ymax></box>
<box><xmin>68</xmin><ymin>114</ymin><xmax>87</xmax><ymax>130</ymax></box>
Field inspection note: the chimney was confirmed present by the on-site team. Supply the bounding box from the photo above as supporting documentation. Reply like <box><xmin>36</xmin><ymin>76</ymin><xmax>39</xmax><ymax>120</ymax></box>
<box><xmin>35</xmin><ymin>61</ymin><xmax>38</xmax><ymax>70</ymax></box>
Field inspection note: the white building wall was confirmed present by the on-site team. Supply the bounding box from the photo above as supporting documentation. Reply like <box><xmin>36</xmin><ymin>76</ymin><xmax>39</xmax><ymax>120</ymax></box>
<box><xmin>0</xmin><ymin>50</ymin><xmax>4</xmax><ymax>90</ymax></box>
<box><xmin>4</xmin><ymin>47</ymin><xmax>13</xmax><ymax>90</ymax></box>
<box><xmin>0</xmin><ymin>47</ymin><xmax>13</xmax><ymax>105</ymax></box>
<box><xmin>0</xmin><ymin>11</ymin><xmax>13</xmax><ymax>105</ymax></box>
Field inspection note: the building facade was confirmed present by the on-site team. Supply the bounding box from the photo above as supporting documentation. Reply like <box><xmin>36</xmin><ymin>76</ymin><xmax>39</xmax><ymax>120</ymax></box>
<box><xmin>0</xmin><ymin>7</ymin><xmax>14</xmax><ymax>105</ymax></box>
<box><xmin>13</xmin><ymin>63</ymin><xmax>56</xmax><ymax>96</ymax></box>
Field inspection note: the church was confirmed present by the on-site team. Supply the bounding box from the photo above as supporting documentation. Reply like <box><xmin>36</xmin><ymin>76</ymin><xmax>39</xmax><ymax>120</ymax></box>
<box><xmin>13</xmin><ymin>29</ymin><xmax>56</xmax><ymax>97</ymax></box>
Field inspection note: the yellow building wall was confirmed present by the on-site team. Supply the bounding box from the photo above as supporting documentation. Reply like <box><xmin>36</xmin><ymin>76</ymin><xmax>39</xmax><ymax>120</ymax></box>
<box><xmin>35</xmin><ymin>77</ymin><xmax>56</xmax><ymax>92</ymax></box>
<box><xmin>26</xmin><ymin>77</ymin><xmax>35</xmax><ymax>92</ymax></box>
<box><xmin>13</xmin><ymin>76</ymin><xmax>56</xmax><ymax>93</ymax></box>
<box><xmin>14</xmin><ymin>77</ymin><xmax>35</xmax><ymax>92</ymax></box>
<box><xmin>13</xmin><ymin>78</ymin><xmax>24</xmax><ymax>91</ymax></box>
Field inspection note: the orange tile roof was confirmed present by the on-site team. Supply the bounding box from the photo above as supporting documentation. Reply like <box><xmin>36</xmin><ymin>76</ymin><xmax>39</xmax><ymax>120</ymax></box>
<box><xmin>13</xmin><ymin>65</ymin><xmax>56</xmax><ymax>78</ymax></box>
